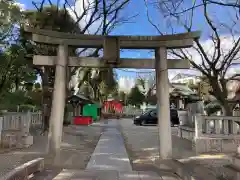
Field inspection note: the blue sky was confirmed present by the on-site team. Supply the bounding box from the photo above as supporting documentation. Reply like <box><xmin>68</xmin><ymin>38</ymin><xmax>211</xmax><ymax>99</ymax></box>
<box><xmin>18</xmin><ymin>0</ymin><xmax>240</xmax><ymax>81</ymax></box>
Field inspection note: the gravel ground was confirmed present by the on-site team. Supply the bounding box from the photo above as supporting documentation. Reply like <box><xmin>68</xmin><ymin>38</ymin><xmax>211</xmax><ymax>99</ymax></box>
<box><xmin>0</xmin><ymin>125</ymin><xmax>103</xmax><ymax>177</ymax></box>
<box><xmin>119</xmin><ymin>119</ymin><xmax>235</xmax><ymax>179</ymax></box>
<box><xmin>119</xmin><ymin>119</ymin><xmax>195</xmax><ymax>168</ymax></box>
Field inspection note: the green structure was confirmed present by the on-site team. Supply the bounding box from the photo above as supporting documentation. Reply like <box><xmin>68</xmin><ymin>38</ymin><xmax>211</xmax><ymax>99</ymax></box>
<box><xmin>83</xmin><ymin>104</ymin><xmax>100</xmax><ymax>121</ymax></box>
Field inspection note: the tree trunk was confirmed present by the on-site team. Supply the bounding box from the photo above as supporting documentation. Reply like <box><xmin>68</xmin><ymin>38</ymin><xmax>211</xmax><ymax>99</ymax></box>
<box><xmin>209</xmin><ymin>77</ymin><xmax>232</xmax><ymax>116</ymax></box>
<box><xmin>221</xmin><ymin>102</ymin><xmax>232</xmax><ymax>116</ymax></box>
<box><xmin>41</xmin><ymin>67</ymin><xmax>55</xmax><ymax>134</ymax></box>
<box><xmin>64</xmin><ymin>67</ymin><xmax>71</xmax><ymax>125</ymax></box>
<box><xmin>41</xmin><ymin>68</ymin><xmax>49</xmax><ymax>133</ymax></box>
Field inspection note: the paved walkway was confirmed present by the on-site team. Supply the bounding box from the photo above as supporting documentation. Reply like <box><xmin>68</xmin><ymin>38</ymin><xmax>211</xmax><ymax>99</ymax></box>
<box><xmin>86</xmin><ymin>120</ymin><xmax>132</xmax><ymax>171</ymax></box>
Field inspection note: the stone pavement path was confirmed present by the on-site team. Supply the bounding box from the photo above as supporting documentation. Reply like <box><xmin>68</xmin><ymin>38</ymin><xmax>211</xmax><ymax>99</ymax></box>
<box><xmin>86</xmin><ymin>119</ymin><xmax>132</xmax><ymax>171</ymax></box>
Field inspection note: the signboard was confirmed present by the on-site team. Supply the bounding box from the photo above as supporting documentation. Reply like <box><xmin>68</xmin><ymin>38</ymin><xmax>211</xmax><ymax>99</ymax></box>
<box><xmin>103</xmin><ymin>37</ymin><xmax>120</xmax><ymax>64</ymax></box>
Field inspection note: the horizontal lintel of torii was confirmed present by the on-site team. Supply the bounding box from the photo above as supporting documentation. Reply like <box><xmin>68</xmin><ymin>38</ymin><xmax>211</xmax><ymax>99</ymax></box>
<box><xmin>33</xmin><ymin>55</ymin><xmax>190</xmax><ymax>69</ymax></box>
<box><xmin>31</xmin><ymin>34</ymin><xmax>195</xmax><ymax>49</ymax></box>
<box><xmin>24</xmin><ymin>26</ymin><xmax>201</xmax><ymax>49</ymax></box>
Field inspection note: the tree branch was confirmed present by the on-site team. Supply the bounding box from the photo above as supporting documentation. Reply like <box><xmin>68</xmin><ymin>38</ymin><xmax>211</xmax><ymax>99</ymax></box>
<box><xmin>202</xmin><ymin>0</ymin><xmax>221</xmax><ymax>66</ymax></box>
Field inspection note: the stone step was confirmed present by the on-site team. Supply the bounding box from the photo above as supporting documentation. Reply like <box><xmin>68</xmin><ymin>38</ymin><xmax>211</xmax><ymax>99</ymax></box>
<box><xmin>222</xmin><ymin>164</ymin><xmax>240</xmax><ymax>180</ymax></box>
<box><xmin>31</xmin><ymin>169</ymin><xmax>181</xmax><ymax>180</ymax></box>
<box><xmin>160</xmin><ymin>159</ymin><xmax>220</xmax><ymax>180</ymax></box>
<box><xmin>54</xmin><ymin>169</ymin><xmax>160</xmax><ymax>180</ymax></box>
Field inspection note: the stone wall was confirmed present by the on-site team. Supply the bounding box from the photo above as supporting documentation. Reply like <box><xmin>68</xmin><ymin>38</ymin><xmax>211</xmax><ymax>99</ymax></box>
<box><xmin>195</xmin><ymin>138</ymin><xmax>240</xmax><ymax>154</ymax></box>
<box><xmin>178</xmin><ymin>114</ymin><xmax>240</xmax><ymax>154</ymax></box>
<box><xmin>178</xmin><ymin>126</ymin><xmax>240</xmax><ymax>154</ymax></box>
<box><xmin>0</xmin><ymin>112</ymin><xmax>42</xmax><ymax>148</ymax></box>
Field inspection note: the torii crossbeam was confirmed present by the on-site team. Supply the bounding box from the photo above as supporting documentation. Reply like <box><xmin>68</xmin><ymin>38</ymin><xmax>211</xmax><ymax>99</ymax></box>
<box><xmin>24</xmin><ymin>26</ymin><xmax>200</xmax><ymax>161</ymax></box>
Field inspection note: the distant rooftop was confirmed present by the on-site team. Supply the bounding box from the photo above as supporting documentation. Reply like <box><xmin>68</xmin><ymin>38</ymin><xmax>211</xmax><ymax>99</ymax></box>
<box><xmin>171</xmin><ymin>73</ymin><xmax>201</xmax><ymax>81</ymax></box>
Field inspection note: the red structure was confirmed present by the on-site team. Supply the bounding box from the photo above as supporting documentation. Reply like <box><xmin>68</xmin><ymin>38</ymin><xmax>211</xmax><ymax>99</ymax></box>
<box><xmin>73</xmin><ymin>116</ymin><xmax>93</xmax><ymax>125</ymax></box>
<box><xmin>103</xmin><ymin>100</ymin><xmax>123</xmax><ymax>113</ymax></box>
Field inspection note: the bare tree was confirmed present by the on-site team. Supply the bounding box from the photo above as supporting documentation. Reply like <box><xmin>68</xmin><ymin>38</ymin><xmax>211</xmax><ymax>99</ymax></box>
<box><xmin>25</xmin><ymin>0</ymin><xmax>132</xmax><ymax>132</ymax></box>
<box><xmin>206</xmin><ymin>0</ymin><xmax>240</xmax><ymax>9</ymax></box>
<box><xmin>144</xmin><ymin>0</ymin><xmax>240</xmax><ymax>115</ymax></box>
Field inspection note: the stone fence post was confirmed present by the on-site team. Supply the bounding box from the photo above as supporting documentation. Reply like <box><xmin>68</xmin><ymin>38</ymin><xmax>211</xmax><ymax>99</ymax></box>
<box><xmin>194</xmin><ymin>114</ymin><xmax>203</xmax><ymax>138</ymax></box>
<box><xmin>178</xmin><ymin>110</ymin><xmax>188</xmax><ymax>126</ymax></box>
<box><xmin>20</xmin><ymin>112</ymin><xmax>31</xmax><ymax>136</ymax></box>
<box><xmin>22</xmin><ymin>112</ymin><xmax>33</xmax><ymax>148</ymax></box>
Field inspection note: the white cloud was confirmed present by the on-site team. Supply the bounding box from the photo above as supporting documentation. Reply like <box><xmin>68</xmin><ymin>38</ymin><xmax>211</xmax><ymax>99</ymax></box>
<box><xmin>191</xmin><ymin>36</ymin><xmax>239</xmax><ymax>66</ymax></box>
<box><xmin>67</xmin><ymin>0</ymin><xmax>102</xmax><ymax>34</ymax></box>
<box><xmin>168</xmin><ymin>35</ymin><xmax>240</xmax><ymax>78</ymax></box>
<box><xmin>13</xmin><ymin>2</ymin><xmax>25</xmax><ymax>11</ymax></box>
<box><xmin>118</xmin><ymin>77</ymin><xmax>135</xmax><ymax>93</ymax></box>
<box><xmin>118</xmin><ymin>73</ymin><xmax>156</xmax><ymax>94</ymax></box>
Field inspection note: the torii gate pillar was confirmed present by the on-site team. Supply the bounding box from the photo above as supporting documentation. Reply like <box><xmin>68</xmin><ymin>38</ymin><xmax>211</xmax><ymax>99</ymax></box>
<box><xmin>155</xmin><ymin>47</ymin><xmax>172</xmax><ymax>159</ymax></box>
<box><xmin>48</xmin><ymin>44</ymin><xmax>68</xmax><ymax>157</ymax></box>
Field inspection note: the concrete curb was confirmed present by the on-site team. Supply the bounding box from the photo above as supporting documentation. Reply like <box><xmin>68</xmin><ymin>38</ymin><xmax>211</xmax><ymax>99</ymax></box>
<box><xmin>0</xmin><ymin>158</ymin><xmax>44</xmax><ymax>180</ymax></box>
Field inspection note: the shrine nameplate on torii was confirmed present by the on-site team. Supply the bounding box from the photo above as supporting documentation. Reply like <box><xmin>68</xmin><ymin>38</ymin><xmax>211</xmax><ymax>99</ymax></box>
<box><xmin>24</xmin><ymin>26</ymin><xmax>200</xmax><ymax>161</ymax></box>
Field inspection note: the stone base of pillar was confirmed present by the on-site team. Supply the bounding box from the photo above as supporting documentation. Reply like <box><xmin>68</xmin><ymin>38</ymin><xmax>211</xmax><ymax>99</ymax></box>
<box><xmin>52</xmin><ymin>150</ymin><xmax>62</xmax><ymax>166</ymax></box>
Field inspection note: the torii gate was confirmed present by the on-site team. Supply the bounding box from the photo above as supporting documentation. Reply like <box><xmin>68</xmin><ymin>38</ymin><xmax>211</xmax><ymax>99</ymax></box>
<box><xmin>24</xmin><ymin>26</ymin><xmax>200</xmax><ymax>160</ymax></box>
